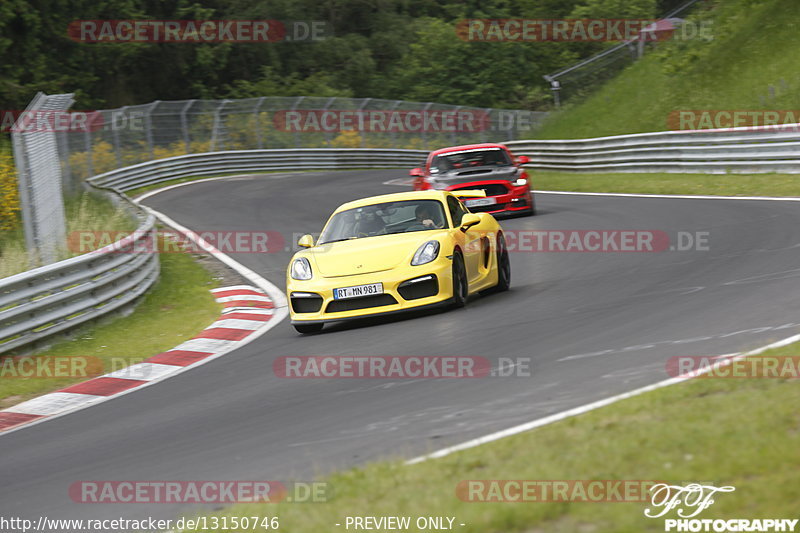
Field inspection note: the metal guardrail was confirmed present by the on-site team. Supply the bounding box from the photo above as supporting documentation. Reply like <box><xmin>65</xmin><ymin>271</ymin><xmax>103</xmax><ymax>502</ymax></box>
<box><xmin>88</xmin><ymin>148</ymin><xmax>429</xmax><ymax>191</ymax></box>
<box><xmin>1</xmin><ymin>148</ymin><xmax>426</xmax><ymax>354</ymax></box>
<box><xmin>6</xmin><ymin>126</ymin><xmax>796</xmax><ymax>355</ymax></box>
<box><xmin>0</xmin><ymin>214</ymin><xmax>159</xmax><ymax>354</ymax></box>
<box><xmin>506</xmin><ymin>125</ymin><xmax>800</xmax><ymax>173</ymax></box>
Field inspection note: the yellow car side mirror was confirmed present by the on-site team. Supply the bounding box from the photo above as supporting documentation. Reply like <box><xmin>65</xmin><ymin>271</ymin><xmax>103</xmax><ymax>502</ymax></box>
<box><xmin>460</xmin><ymin>214</ymin><xmax>481</xmax><ymax>232</ymax></box>
<box><xmin>297</xmin><ymin>234</ymin><xmax>315</xmax><ymax>248</ymax></box>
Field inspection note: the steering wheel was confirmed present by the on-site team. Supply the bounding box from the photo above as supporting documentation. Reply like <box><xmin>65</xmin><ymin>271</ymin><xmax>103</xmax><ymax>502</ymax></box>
<box><xmin>405</xmin><ymin>223</ymin><xmax>428</xmax><ymax>232</ymax></box>
<box><xmin>357</xmin><ymin>228</ymin><xmax>387</xmax><ymax>238</ymax></box>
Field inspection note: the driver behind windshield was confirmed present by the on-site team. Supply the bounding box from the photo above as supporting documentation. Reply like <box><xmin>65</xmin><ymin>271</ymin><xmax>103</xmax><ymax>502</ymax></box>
<box><xmin>414</xmin><ymin>204</ymin><xmax>443</xmax><ymax>229</ymax></box>
<box><xmin>356</xmin><ymin>209</ymin><xmax>386</xmax><ymax>236</ymax></box>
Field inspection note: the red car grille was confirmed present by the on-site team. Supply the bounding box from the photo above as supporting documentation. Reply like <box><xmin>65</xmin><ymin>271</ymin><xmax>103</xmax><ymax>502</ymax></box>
<box><xmin>469</xmin><ymin>203</ymin><xmax>506</xmax><ymax>213</ymax></box>
<box><xmin>452</xmin><ymin>183</ymin><xmax>509</xmax><ymax>196</ymax></box>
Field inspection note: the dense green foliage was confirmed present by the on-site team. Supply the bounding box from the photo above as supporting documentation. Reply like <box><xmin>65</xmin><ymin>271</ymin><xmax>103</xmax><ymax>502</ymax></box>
<box><xmin>0</xmin><ymin>0</ymin><xmax>684</xmax><ymax>110</ymax></box>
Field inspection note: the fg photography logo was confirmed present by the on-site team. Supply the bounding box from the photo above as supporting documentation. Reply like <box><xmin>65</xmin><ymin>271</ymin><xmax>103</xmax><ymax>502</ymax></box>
<box><xmin>645</xmin><ymin>483</ymin><xmax>798</xmax><ymax>532</ymax></box>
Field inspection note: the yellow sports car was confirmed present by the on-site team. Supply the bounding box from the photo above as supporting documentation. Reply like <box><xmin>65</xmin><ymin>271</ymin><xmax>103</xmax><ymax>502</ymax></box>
<box><xmin>286</xmin><ymin>190</ymin><xmax>510</xmax><ymax>333</ymax></box>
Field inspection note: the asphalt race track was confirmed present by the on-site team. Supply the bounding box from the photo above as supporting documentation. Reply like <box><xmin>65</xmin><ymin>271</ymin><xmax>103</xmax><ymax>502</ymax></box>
<box><xmin>1</xmin><ymin>170</ymin><xmax>799</xmax><ymax>523</ymax></box>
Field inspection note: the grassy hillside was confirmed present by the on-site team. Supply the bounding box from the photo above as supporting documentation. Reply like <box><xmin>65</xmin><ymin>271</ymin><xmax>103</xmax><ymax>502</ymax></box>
<box><xmin>537</xmin><ymin>0</ymin><xmax>800</xmax><ymax>139</ymax></box>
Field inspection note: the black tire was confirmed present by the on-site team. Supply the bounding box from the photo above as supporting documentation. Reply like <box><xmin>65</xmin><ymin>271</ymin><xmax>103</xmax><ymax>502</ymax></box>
<box><xmin>495</xmin><ymin>233</ymin><xmax>511</xmax><ymax>292</ymax></box>
<box><xmin>294</xmin><ymin>323</ymin><xmax>324</xmax><ymax>334</ymax></box>
<box><xmin>451</xmin><ymin>252</ymin><xmax>468</xmax><ymax>308</ymax></box>
<box><xmin>527</xmin><ymin>194</ymin><xmax>537</xmax><ymax>216</ymax></box>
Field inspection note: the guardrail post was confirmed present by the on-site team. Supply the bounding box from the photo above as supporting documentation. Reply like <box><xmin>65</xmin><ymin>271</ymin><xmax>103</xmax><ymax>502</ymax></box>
<box><xmin>482</xmin><ymin>107</ymin><xmax>493</xmax><ymax>143</ymax></box>
<box><xmin>451</xmin><ymin>106</ymin><xmax>462</xmax><ymax>145</ymax></box>
<box><xmin>55</xmin><ymin>129</ymin><xmax>75</xmax><ymax>193</ymax></box>
<box><xmin>144</xmin><ymin>101</ymin><xmax>159</xmax><ymax>159</ymax></box>
<box><xmin>180</xmin><ymin>100</ymin><xmax>195</xmax><ymax>153</ymax></box>
<box><xmin>254</xmin><ymin>97</ymin><xmax>266</xmax><ymax>149</ymax></box>
<box><xmin>422</xmin><ymin>102</ymin><xmax>433</xmax><ymax>150</ymax></box>
<box><xmin>553</xmin><ymin>84</ymin><xmax>561</xmax><ymax>108</ymax></box>
<box><xmin>357</xmin><ymin>98</ymin><xmax>371</xmax><ymax>148</ymax></box>
<box><xmin>111</xmin><ymin>107</ymin><xmax>124</xmax><ymax>168</ymax></box>
<box><xmin>290</xmin><ymin>96</ymin><xmax>305</xmax><ymax>148</ymax></box>
<box><xmin>388</xmin><ymin>100</ymin><xmax>401</xmax><ymax>149</ymax></box>
<box><xmin>84</xmin><ymin>128</ymin><xmax>94</xmax><ymax>178</ymax></box>
<box><xmin>322</xmin><ymin>96</ymin><xmax>337</xmax><ymax>147</ymax></box>
<box><xmin>210</xmin><ymin>100</ymin><xmax>230</xmax><ymax>152</ymax></box>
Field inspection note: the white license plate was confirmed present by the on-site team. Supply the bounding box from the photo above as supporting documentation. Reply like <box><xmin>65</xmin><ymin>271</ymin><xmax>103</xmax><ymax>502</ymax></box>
<box><xmin>465</xmin><ymin>197</ymin><xmax>497</xmax><ymax>208</ymax></box>
<box><xmin>333</xmin><ymin>282</ymin><xmax>384</xmax><ymax>300</ymax></box>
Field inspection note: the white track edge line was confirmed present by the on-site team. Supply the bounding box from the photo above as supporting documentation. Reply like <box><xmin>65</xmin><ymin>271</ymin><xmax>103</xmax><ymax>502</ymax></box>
<box><xmin>405</xmin><ymin>332</ymin><xmax>800</xmax><ymax>465</ymax></box>
<box><xmin>135</xmin><ymin>176</ymin><xmax>248</xmax><ymax>203</ymax></box>
<box><xmin>134</xmin><ymin>172</ymin><xmax>311</xmax><ymax>203</ymax></box>
<box><xmin>136</xmin><ymin>173</ymin><xmax>800</xmax><ymax>204</ymax></box>
<box><xmin>105</xmin><ymin>177</ymin><xmax>800</xmax><ymax>462</ymax></box>
<box><xmin>136</xmin><ymin>203</ymin><xmax>289</xmax><ymax>310</ymax></box>
<box><xmin>534</xmin><ymin>190</ymin><xmax>800</xmax><ymax>201</ymax></box>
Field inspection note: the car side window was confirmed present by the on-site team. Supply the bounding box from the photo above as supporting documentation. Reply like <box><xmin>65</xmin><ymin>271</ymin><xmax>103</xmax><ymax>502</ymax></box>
<box><xmin>447</xmin><ymin>196</ymin><xmax>467</xmax><ymax>227</ymax></box>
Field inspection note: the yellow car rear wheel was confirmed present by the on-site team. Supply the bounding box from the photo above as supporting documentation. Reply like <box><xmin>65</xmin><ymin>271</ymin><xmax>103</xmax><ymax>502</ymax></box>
<box><xmin>452</xmin><ymin>252</ymin><xmax>468</xmax><ymax>308</ymax></box>
<box><xmin>496</xmin><ymin>233</ymin><xmax>511</xmax><ymax>292</ymax></box>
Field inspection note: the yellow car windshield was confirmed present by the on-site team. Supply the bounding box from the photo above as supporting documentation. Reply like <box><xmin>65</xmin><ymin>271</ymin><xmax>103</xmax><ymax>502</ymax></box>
<box><xmin>319</xmin><ymin>199</ymin><xmax>447</xmax><ymax>243</ymax></box>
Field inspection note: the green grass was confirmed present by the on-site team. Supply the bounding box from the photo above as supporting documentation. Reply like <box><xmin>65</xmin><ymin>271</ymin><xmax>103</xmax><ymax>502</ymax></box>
<box><xmin>531</xmin><ymin>170</ymin><xmax>800</xmax><ymax>196</ymax></box>
<box><xmin>0</xmin><ymin>191</ymin><xmax>137</xmax><ymax>278</ymax></box>
<box><xmin>183</xmin><ymin>340</ymin><xmax>800</xmax><ymax>532</ymax></box>
<box><xmin>0</xmin><ymin>252</ymin><xmax>221</xmax><ymax>408</ymax></box>
<box><xmin>536</xmin><ymin>0</ymin><xmax>800</xmax><ymax>139</ymax></box>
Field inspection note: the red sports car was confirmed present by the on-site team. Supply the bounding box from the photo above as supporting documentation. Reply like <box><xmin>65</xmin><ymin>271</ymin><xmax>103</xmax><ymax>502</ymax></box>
<box><xmin>409</xmin><ymin>143</ymin><xmax>535</xmax><ymax>217</ymax></box>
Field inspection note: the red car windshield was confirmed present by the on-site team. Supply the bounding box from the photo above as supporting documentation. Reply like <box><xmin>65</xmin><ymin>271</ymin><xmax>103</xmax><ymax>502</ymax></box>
<box><xmin>430</xmin><ymin>148</ymin><xmax>512</xmax><ymax>173</ymax></box>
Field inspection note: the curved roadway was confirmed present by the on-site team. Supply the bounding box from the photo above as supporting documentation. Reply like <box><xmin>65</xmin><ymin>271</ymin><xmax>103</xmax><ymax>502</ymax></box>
<box><xmin>1</xmin><ymin>170</ymin><xmax>799</xmax><ymax>524</ymax></box>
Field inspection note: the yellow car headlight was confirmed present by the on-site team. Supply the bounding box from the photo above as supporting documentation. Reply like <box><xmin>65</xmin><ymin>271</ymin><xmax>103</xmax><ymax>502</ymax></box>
<box><xmin>291</xmin><ymin>257</ymin><xmax>313</xmax><ymax>280</ymax></box>
<box><xmin>411</xmin><ymin>241</ymin><xmax>440</xmax><ymax>266</ymax></box>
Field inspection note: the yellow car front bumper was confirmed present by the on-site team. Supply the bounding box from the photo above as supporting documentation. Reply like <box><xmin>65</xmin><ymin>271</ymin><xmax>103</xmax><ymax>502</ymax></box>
<box><xmin>287</xmin><ymin>256</ymin><xmax>455</xmax><ymax>324</ymax></box>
